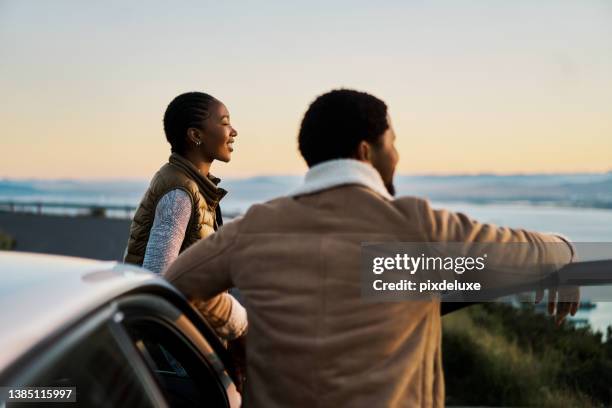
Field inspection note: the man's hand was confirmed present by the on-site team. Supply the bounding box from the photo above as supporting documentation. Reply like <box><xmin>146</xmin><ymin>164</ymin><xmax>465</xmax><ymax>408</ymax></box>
<box><xmin>535</xmin><ymin>285</ymin><xmax>580</xmax><ymax>326</ymax></box>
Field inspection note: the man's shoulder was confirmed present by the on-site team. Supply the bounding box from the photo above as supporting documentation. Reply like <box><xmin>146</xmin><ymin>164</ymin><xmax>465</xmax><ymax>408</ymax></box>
<box><xmin>391</xmin><ymin>195</ymin><xmax>431</xmax><ymax>217</ymax></box>
<box><xmin>392</xmin><ymin>194</ymin><xmax>428</xmax><ymax>206</ymax></box>
<box><xmin>238</xmin><ymin>192</ymin><xmax>435</xmax><ymax>227</ymax></box>
<box><xmin>221</xmin><ymin>196</ymin><xmax>295</xmax><ymax>235</ymax></box>
<box><xmin>241</xmin><ymin>192</ymin><xmax>433</xmax><ymax>217</ymax></box>
<box><xmin>243</xmin><ymin>196</ymin><xmax>294</xmax><ymax>217</ymax></box>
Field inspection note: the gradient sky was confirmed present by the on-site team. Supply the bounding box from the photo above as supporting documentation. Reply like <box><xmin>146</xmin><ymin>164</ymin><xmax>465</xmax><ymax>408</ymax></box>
<box><xmin>1</xmin><ymin>0</ymin><xmax>611</xmax><ymax>179</ymax></box>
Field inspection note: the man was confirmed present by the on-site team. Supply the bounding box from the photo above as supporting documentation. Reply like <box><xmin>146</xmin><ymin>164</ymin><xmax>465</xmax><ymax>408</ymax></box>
<box><xmin>164</xmin><ymin>89</ymin><xmax>576</xmax><ymax>407</ymax></box>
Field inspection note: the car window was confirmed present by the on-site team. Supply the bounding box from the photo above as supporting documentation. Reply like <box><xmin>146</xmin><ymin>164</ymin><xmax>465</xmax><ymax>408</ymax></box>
<box><xmin>9</xmin><ymin>324</ymin><xmax>157</xmax><ymax>408</ymax></box>
<box><xmin>125</xmin><ymin>319</ymin><xmax>229</xmax><ymax>408</ymax></box>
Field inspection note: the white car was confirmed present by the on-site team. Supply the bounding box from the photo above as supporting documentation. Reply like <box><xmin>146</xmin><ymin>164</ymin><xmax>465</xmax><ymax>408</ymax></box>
<box><xmin>1</xmin><ymin>251</ymin><xmax>609</xmax><ymax>408</ymax></box>
<box><xmin>0</xmin><ymin>251</ymin><xmax>241</xmax><ymax>408</ymax></box>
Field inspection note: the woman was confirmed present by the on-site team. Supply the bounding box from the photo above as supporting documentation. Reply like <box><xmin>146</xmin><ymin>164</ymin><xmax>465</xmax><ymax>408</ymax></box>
<box><xmin>124</xmin><ymin>91</ymin><xmax>246</xmax><ymax>341</ymax></box>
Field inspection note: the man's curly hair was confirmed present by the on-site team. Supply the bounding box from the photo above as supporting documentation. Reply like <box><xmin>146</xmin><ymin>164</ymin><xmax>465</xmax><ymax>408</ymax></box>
<box><xmin>298</xmin><ymin>89</ymin><xmax>389</xmax><ymax>167</ymax></box>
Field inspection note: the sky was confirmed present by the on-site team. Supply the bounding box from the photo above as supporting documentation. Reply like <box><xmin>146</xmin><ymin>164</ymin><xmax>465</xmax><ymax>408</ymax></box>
<box><xmin>1</xmin><ymin>0</ymin><xmax>611</xmax><ymax>180</ymax></box>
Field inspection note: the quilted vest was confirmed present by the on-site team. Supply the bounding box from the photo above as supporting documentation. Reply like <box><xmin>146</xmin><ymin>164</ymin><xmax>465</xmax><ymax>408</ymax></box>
<box><xmin>124</xmin><ymin>153</ymin><xmax>227</xmax><ymax>266</ymax></box>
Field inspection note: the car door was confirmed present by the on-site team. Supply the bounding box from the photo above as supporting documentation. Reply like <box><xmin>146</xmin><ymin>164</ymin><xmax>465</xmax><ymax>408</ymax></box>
<box><xmin>0</xmin><ymin>306</ymin><xmax>166</xmax><ymax>408</ymax></box>
<box><xmin>115</xmin><ymin>293</ymin><xmax>241</xmax><ymax>408</ymax></box>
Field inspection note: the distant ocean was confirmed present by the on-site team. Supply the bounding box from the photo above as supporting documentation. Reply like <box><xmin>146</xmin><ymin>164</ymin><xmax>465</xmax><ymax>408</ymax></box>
<box><xmin>1</xmin><ymin>173</ymin><xmax>612</xmax><ymax>214</ymax></box>
<box><xmin>1</xmin><ymin>173</ymin><xmax>612</xmax><ymax>332</ymax></box>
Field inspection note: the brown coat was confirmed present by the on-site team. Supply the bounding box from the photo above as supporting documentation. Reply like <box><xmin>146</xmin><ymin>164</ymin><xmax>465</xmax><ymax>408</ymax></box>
<box><xmin>165</xmin><ymin>184</ymin><xmax>572</xmax><ymax>407</ymax></box>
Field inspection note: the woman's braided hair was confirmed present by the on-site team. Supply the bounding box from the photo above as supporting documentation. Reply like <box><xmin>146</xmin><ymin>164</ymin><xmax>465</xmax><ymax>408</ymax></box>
<box><xmin>163</xmin><ymin>92</ymin><xmax>218</xmax><ymax>154</ymax></box>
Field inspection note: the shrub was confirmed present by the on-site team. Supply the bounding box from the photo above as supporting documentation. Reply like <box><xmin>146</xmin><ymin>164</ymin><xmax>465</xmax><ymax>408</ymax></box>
<box><xmin>88</xmin><ymin>206</ymin><xmax>106</xmax><ymax>218</ymax></box>
<box><xmin>443</xmin><ymin>304</ymin><xmax>605</xmax><ymax>407</ymax></box>
<box><xmin>0</xmin><ymin>230</ymin><xmax>15</xmax><ymax>250</ymax></box>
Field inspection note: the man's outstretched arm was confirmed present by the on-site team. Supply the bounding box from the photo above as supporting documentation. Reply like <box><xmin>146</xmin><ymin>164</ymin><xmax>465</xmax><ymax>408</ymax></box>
<box><xmin>412</xmin><ymin>198</ymin><xmax>577</xmax><ymax>323</ymax></box>
<box><xmin>163</xmin><ymin>217</ymin><xmax>247</xmax><ymax>340</ymax></box>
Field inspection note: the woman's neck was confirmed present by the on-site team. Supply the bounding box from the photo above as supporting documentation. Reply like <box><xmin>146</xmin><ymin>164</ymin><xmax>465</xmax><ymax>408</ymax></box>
<box><xmin>181</xmin><ymin>151</ymin><xmax>212</xmax><ymax>176</ymax></box>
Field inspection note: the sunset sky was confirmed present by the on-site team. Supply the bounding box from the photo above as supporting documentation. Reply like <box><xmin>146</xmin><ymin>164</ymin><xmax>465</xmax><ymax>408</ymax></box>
<box><xmin>1</xmin><ymin>1</ymin><xmax>611</xmax><ymax>179</ymax></box>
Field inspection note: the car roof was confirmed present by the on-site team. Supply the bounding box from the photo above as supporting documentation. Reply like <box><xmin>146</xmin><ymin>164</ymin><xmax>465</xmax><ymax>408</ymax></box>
<box><xmin>0</xmin><ymin>251</ymin><xmax>174</xmax><ymax>372</ymax></box>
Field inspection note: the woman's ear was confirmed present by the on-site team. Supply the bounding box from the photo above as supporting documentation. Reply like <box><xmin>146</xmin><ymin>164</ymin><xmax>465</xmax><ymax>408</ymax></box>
<box><xmin>355</xmin><ymin>140</ymin><xmax>372</xmax><ymax>162</ymax></box>
<box><xmin>187</xmin><ymin>128</ymin><xmax>202</xmax><ymax>146</ymax></box>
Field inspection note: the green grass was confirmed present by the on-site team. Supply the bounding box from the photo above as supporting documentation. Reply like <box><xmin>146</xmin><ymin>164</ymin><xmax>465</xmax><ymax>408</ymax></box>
<box><xmin>442</xmin><ymin>303</ymin><xmax>612</xmax><ymax>407</ymax></box>
<box><xmin>0</xmin><ymin>230</ymin><xmax>15</xmax><ymax>250</ymax></box>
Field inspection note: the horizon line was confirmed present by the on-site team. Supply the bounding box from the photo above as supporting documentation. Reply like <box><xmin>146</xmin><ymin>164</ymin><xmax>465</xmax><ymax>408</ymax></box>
<box><xmin>1</xmin><ymin>170</ymin><xmax>611</xmax><ymax>183</ymax></box>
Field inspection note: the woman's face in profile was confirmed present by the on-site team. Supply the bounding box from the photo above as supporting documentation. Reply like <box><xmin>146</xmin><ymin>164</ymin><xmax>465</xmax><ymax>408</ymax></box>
<box><xmin>198</xmin><ymin>101</ymin><xmax>238</xmax><ymax>163</ymax></box>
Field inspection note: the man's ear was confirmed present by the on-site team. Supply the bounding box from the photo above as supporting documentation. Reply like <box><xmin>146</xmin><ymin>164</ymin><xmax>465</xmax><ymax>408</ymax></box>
<box><xmin>355</xmin><ymin>140</ymin><xmax>372</xmax><ymax>162</ymax></box>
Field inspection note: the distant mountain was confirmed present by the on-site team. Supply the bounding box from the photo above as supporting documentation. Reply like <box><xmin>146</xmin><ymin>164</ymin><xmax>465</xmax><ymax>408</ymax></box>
<box><xmin>1</xmin><ymin>174</ymin><xmax>611</xmax><ymax>210</ymax></box>
<box><xmin>394</xmin><ymin>174</ymin><xmax>612</xmax><ymax>208</ymax></box>
<box><xmin>0</xmin><ymin>180</ymin><xmax>41</xmax><ymax>195</ymax></box>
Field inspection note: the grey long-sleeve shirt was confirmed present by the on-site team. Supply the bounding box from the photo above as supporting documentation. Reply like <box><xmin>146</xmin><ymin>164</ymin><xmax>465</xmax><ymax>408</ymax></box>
<box><xmin>142</xmin><ymin>189</ymin><xmax>247</xmax><ymax>339</ymax></box>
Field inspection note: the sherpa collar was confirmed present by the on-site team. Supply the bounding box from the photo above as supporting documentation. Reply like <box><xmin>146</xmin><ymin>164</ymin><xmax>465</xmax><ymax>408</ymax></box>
<box><xmin>290</xmin><ymin>159</ymin><xmax>393</xmax><ymax>200</ymax></box>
